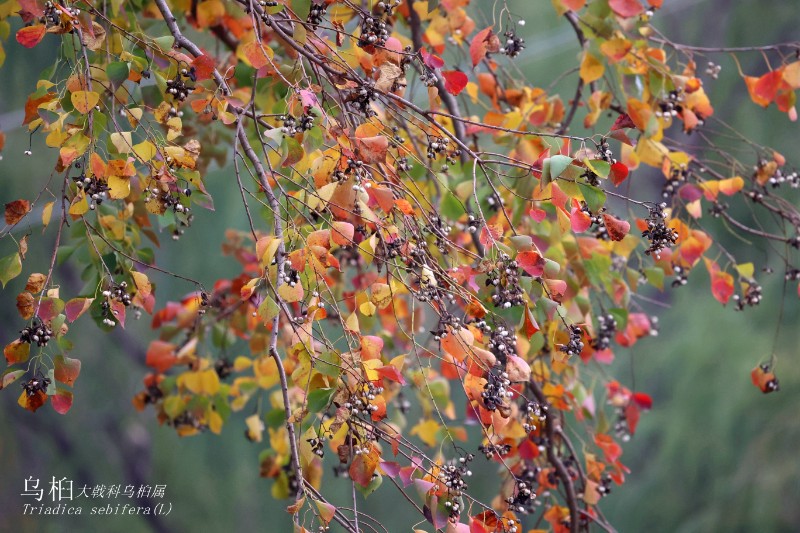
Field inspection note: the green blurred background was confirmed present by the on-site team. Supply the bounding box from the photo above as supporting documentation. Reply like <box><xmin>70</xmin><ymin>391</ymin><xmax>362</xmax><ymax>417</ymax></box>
<box><xmin>1</xmin><ymin>0</ymin><xmax>798</xmax><ymax>531</ymax></box>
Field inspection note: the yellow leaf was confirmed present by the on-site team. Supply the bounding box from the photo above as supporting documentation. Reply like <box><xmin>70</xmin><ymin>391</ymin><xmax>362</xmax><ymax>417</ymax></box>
<box><xmin>410</xmin><ymin>419</ymin><xmax>440</xmax><ymax>447</ymax></box>
<box><xmin>110</xmin><ymin>131</ymin><xmax>133</xmax><ymax>153</ymax></box>
<box><xmin>344</xmin><ymin>311</ymin><xmax>359</xmax><ymax>333</ymax></box>
<box><xmin>126</xmin><ymin>107</ymin><xmax>143</xmax><ymax>128</ymax></box>
<box><xmin>71</xmin><ymin>91</ymin><xmax>99</xmax><ymax>114</ymax></box>
<box><xmin>41</xmin><ymin>201</ymin><xmax>54</xmax><ymax>228</ymax></box>
<box><xmin>245</xmin><ymin>414</ymin><xmax>264</xmax><ymax>442</ymax></box>
<box><xmin>68</xmin><ymin>192</ymin><xmax>89</xmax><ymax>216</ymax></box>
<box><xmin>359</xmin><ymin>300</ymin><xmax>377</xmax><ymax>316</ymax></box>
<box><xmin>278</xmin><ymin>282</ymin><xmax>304</xmax><ymax>303</ymax></box>
<box><xmin>208</xmin><ymin>409</ymin><xmax>223</xmax><ymax>434</ymax></box>
<box><xmin>234</xmin><ymin>356</ymin><xmax>252</xmax><ymax>371</ymax></box>
<box><xmin>370</xmin><ymin>282</ymin><xmax>392</xmax><ymax>309</ymax></box>
<box><xmin>107</xmin><ymin>175</ymin><xmax>131</xmax><ymax>199</ymax></box>
<box><xmin>133</xmin><ymin>140</ymin><xmax>157</xmax><ymax>162</ymax></box>
<box><xmin>362</xmin><ymin>359</ymin><xmax>382</xmax><ymax>381</ymax></box>
<box><xmin>580</xmin><ymin>53</ymin><xmax>604</xmax><ymax>83</ymax></box>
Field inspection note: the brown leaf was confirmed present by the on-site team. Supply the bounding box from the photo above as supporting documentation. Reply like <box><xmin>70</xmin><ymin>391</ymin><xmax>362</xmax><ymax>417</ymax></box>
<box><xmin>25</xmin><ymin>273</ymin><xmax>47</xmax><ymax>294</ymax></box>
<box><xmin>16</xmin><ymin>292</ymin><xmax>35</xmax><ymax>320</ymax></box>
<box><xmin>374</xmin><ymin>63</ymin><xmax>405</xmax><ymax>93</ymax></box>
<box><xmin>5</xmin><ymin>199</ymin><xmax>31</xmax><ymax>226</ymax></box>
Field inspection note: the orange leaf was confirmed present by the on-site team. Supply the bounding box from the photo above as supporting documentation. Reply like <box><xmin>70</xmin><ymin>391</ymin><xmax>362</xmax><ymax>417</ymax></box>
<box><xmin>469</xmin><ymin>27</ymin><xmax>498</xmax><ymax>67</ymax></box>
<box><xmin>580</xmin><ymin>53</ymin><xmax>604</xmax><ymax>83</ymax></box>
<box><xmin>16</xmin><ymin>25</ymin><xmax>46</xmax><ymax>48</ymax></box>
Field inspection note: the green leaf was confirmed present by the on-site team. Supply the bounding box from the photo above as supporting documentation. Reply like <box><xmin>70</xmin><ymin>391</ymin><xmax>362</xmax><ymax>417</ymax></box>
<box><xmin>107</xmin><ymin>61</ymin><xmax>130</xmax><ymax>87</ymax></box>
<box><xmin>306</xmin><ymin>388</ymin><xmax>335</xmax><ymax>413</ymax></box>
<box><xmin>547</xmin><ymin>155</ymin><xmax>574</xmax><ymax>182</ymax></box>
<box><xmin>578</xmin><ymin>182</ymin><xmax>607</xmax><ymax>212</ymax></box>
<box><xmin>439</xmin><ymin>192</ymin><xmax>465</xmax><ymax>220</ymax></box>
<box><xmin>643</xmin><ymin>267</ymin><xmax>665</xmax><ymax>290</ymax></box>
<box><xmin>257</xmin><ymin>297</ymin><xmax>280</xmax><ymax>323</ymax></box>
<box><xmin>0</xmin><ymin>252</ymin><xmax>22</xmax><ymax>288</ymax></box>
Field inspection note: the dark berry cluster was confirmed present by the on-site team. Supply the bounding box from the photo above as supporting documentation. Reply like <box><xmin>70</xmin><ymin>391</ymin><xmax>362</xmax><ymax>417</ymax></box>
<box><xmin>40</xmin><ymin>1</ymin><xmax>63</xmax><ymax>27</ymax></box>
<box><xmin>426</xmin><ymin>136</ymin><xmax>460</xmax><ymax>165</ymax></box>
<box><xmin>733</xmin><ymin>281</ymin><xmax>762</xmax><ymax>310</ymax></box>
<box><xmin>785</xmin><ymin>268</ymin><xmax>800</xmax><ymax>282</ymax></box>
<box><xmin>478</xmin><ymin>442</ymin><xmax>512</xmax><ymax>460</ymax></box>
<box><xmin>166</xmin><ymin>67</ymin><xmax>196</xmax><ymax>102</ymax></box>
<box><xmin>73</xmin><ymin>174</ymin><xmax>110</xmax><ymax>210</ymax></box>
<box><xmin>279</xmin><ymin>112</ymin><xmax>314</xmax><ymax>135</ymax></box>
<box><xmin>481</xmin><ymin>367</ymin><xmax>512</xmax><ymax>412</ymax></box>
<box><xmin>422</xmin><ymin>214</ymin><xmax>453</xmax><ymax>255</ymax></box>
<box><xmin>358</xmin><ymin>13</ymin><xmax>391</xmax><ymax>48</ymax></box>
<box><xmin>441</xmin><ymin>457</ymin><xmax>472</xmax><ymax>517</ymax></box>
<box><xmin>598</xmin><ymin>138</ymin><xmax>614</xmax><ymax>163</ymax></box>
<box><xmin>597</xmin><ymin>474</ymin><xmax>614</xmax><ymax>497</ymax></box>
<box><xmin>281</xmin><ymin>266</ymin><xmax>300</xmax><ymax>288</ymax></box>
<box><xmin>671</xmin><ymin>264</ymin><xmax>688</xmax><ymax>287</ymax></box>
<box><xmin>347</xmin><ymin>83</ymin><xmax>377</xmax><ymax>116</ymax></box>
<box><xmin>214</xmin><ymin>358</ymin><xmax>233</xmax><ymax>379</ymax></box>
<box><xmin>307</xmin><ymin>434</ymin><xmax>327</xmax><ymax>458</ymax></box>
<box><xmin>584</xmin><ymin>205</ymin><xmax>609</xmax><ymax>240</ymax></box>
<box><xmin>419</xmin><ymin>66</ymin><xmax>438</xmax><ymax>87</ymax></box>
<box><xmin>522</xmin><ymin>401</ymin><xmax>544</xmax><ymax>432</ymax></box>
<box><xmin>557</xmin><ymin>325</ymin><xmax>584</xmax><ymax>357</ymax></box>
<box><xmin>592</xmin><ymin>313</ymin><xmax>617</xmax><ymax>351</ymax></box>
<box><xmin>396</xmin><ymin>156</ymin><xmax>411</xmax><ymax>172</ymax></box>
<box><xmin>101</xmin><ymin>280</ymin><xmax>133</xmax><ymax>326</ymax></box>
<box><xmin>486</xmin><ymin>193</ymin><xmax>505</xmax><ymax>211</ymax></box>
<box><xmin>486</xmin><ymin>323</ymin><xmax>517</xmax><ymax>364</ymax></box>
<box><xmin>144</xmin><ymin>187</ymin><xmax>192</xmax><ymax>214</ymax></box>
<box><xmin>582</xmin><ymin>168</ymin><xmax>600</xmax><ymax>187</ymax></box>
<box><xmin>20</xmin><ymin>320</ymin><xmax>53</xmax><ymax>347</ymax></box>
<box><xmin>613</xmin><ymin>407</ymin><xmax>631</xmax><ymax>442</ymax></box>
<box><xmin>22</xmin><ymin>373</ymin><xmax>51</xmax><ymax>397</ymax></box>
<box><xmin>655</xmin><ymin>89</ymin><xmax>683</xmax><ymax>119</ymax></box>
<box><xmin>758</xmin><ymin>364</ymin><xmax>780</xmax><ymax>392</ymax></box>
<box><xmin>641</xmin><ymin>203</ymin><xmax>678</xmax><ymax>257</ymax></box>
<box><xmin>663</xmin><ymin>165</ymin><xmax>689</xmax><ymax>199</ymax></box>
<box><xmin>307</xmin><ymin>2</ymin><xmax>327</xmax><ymax>27</ymax></box>
<box><xmin>764</xmin><ymin>165</ymin><xmax>800</xmax><ymax>188</ymax></box>
<box><xmin>343</xmin><ymin>382</ymin><xmax>384</xmax><ymax>417</ymax></box>
<box><xmin>506</xmin><ymin>480</ymin><xmax>536</xmax><ymax>514</ymax></box>
<box><xmin>708</xmin><ymin>201</ymin><xmax>729</xmax><ymax>218</ymax></box>
<box><xmin>487</xmin><ymin>254</ymin><xmax>524</xmax><ymax>309</ymax></box>
<box><xmin>500</xmin><ymin>30</ymin><xmax>525</xmax><ymax>57</ymax></box>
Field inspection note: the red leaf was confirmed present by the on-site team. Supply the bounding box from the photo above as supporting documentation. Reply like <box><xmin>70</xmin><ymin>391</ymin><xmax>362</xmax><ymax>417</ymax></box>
<box><xmin>608</xmin><ymin>0</ymin><xmax>645</xmax><ymax>18</ymax></box>
<box><xmin>65</xmin><ymin>297</ymin><xmax>93</xmax><ymax>322</ymax></box>
<box><xmin>16</xmin><ymin>25</ymin><xmax>47</xmax><ymax>48</ymax></box>
<box><xmin>753</xmin><ymin>69</ymin><xmax>784</xmax><ymax>105</ymax></box>
<box><xmin>711</xmin><ymin>271</ymin><xmax>734</xmax><ymax>304</ymax></box>
<box><xmin>610</xmin><ymin>162</ymin><xmax>629</xmax><ymax>186</ymax></box>
<box><xmin>19</xmin><ymin>389</ymin><xmax>48</xmax><ymax>413</ymax></box>
<box><xmin>625</xmin><ymin>403</ymin><xmax>641</xmax><ymax>435</ymax></box>
<box><xmin>469</xmin><ymin>27</ymin><xmax>494</xmax><ymax>67</ymax></box>
<box><xmin>602</xmin><ymin>214</ymin><xmax>630</xmax><ymax>241</ymax></box>
<box><xmin>610</xmin><ymin>113</ymin><xmax>636</xmax><ymax>130</ymax></box>
<box><xmin>51</xmin><ymin>389</ymin><xmax>73</xmax><ymax>414</ymax></box>
<box><xmin>632</xmin><ymin>392</ymin><xmax>652</xmax><ymax>409</ymax></box>
<box><xmin>529</xmin><ymin>207</ymin><xmax>547</xmax><ymax>222</ymax></box>
<box><xmin>442</xmin><ymin>70</ymin><xmax>468</xmax><ymax>95</ymax></box>
<box><xmin>523</xmin><ymin>304</ymin><xmax>540</xmax><ymax>338</ymax></box>
<box><xmin>54</xmin><ymin>355</ymin><xmax>81</xmax><ymax>386</ymax></box>
<box><xmin>517</xmin><ymin>250</ymin><xmax>544</xmax><ymax>277</ymax></box>
<box><xmin>570</xmin><ymin>206</ymin><xmax>592</xmax><ymax>233</ymax></box>
<box><xmin>191</xmin><ymin>54</ymin><xmax>215</xmax><ymax>81</ymax></box>
<box><xmin>355</xmin><ymin>135</ymin><xmax>388</xmax><ymax>164</ymax></box>
<box><xmin>595</xmin><ymin>433</ymin><xmax>622</xmax><ymax>463</ymax></box>
<box><xmin>420</xmin><ymin>48</ymin><xmax>444</xmax><ymax>69</ymax></box>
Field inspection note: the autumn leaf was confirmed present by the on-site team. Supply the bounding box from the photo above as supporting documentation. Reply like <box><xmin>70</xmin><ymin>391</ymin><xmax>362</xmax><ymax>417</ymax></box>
<box><xmin>16</xmin><ymin>25</ymin><xmax>46</xmax><ymax>48</ymax></box>
<box><xmin>5</xmin><ymin>200</ymin><xmax>31</xmax><ymax>225</ymax></box>
<box><xmin>609</xmin><ymin>0</ymin><xmax>645</xmax><ymax>18</ymax></box>
<box><xmin>420</xmin><ymin>48</ymin><xmax>445</xmax><ymax>69</ymax></box>
<box><xmin>71</xmin><ymin>91</ymin><xmax>100</xmax><ymax>114</ymax></box>
<box><xmin>442</xmin><ymin>71</ymin><xmax>468</xmax><ymax>95</ymax></box>
<box><xmin>602</xmin><ymin>214</ymin><xmax>630</xmax><ymax>241</ymax></box>
<box><xmin>54</xmin><ymin>355</ymin><xmax>81</xmax><ymax>386</ymax></box>
<box><xmin>469</xmin><ymin>27</ymin><xmax>499</xmax><ymax>67</ymax></box>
